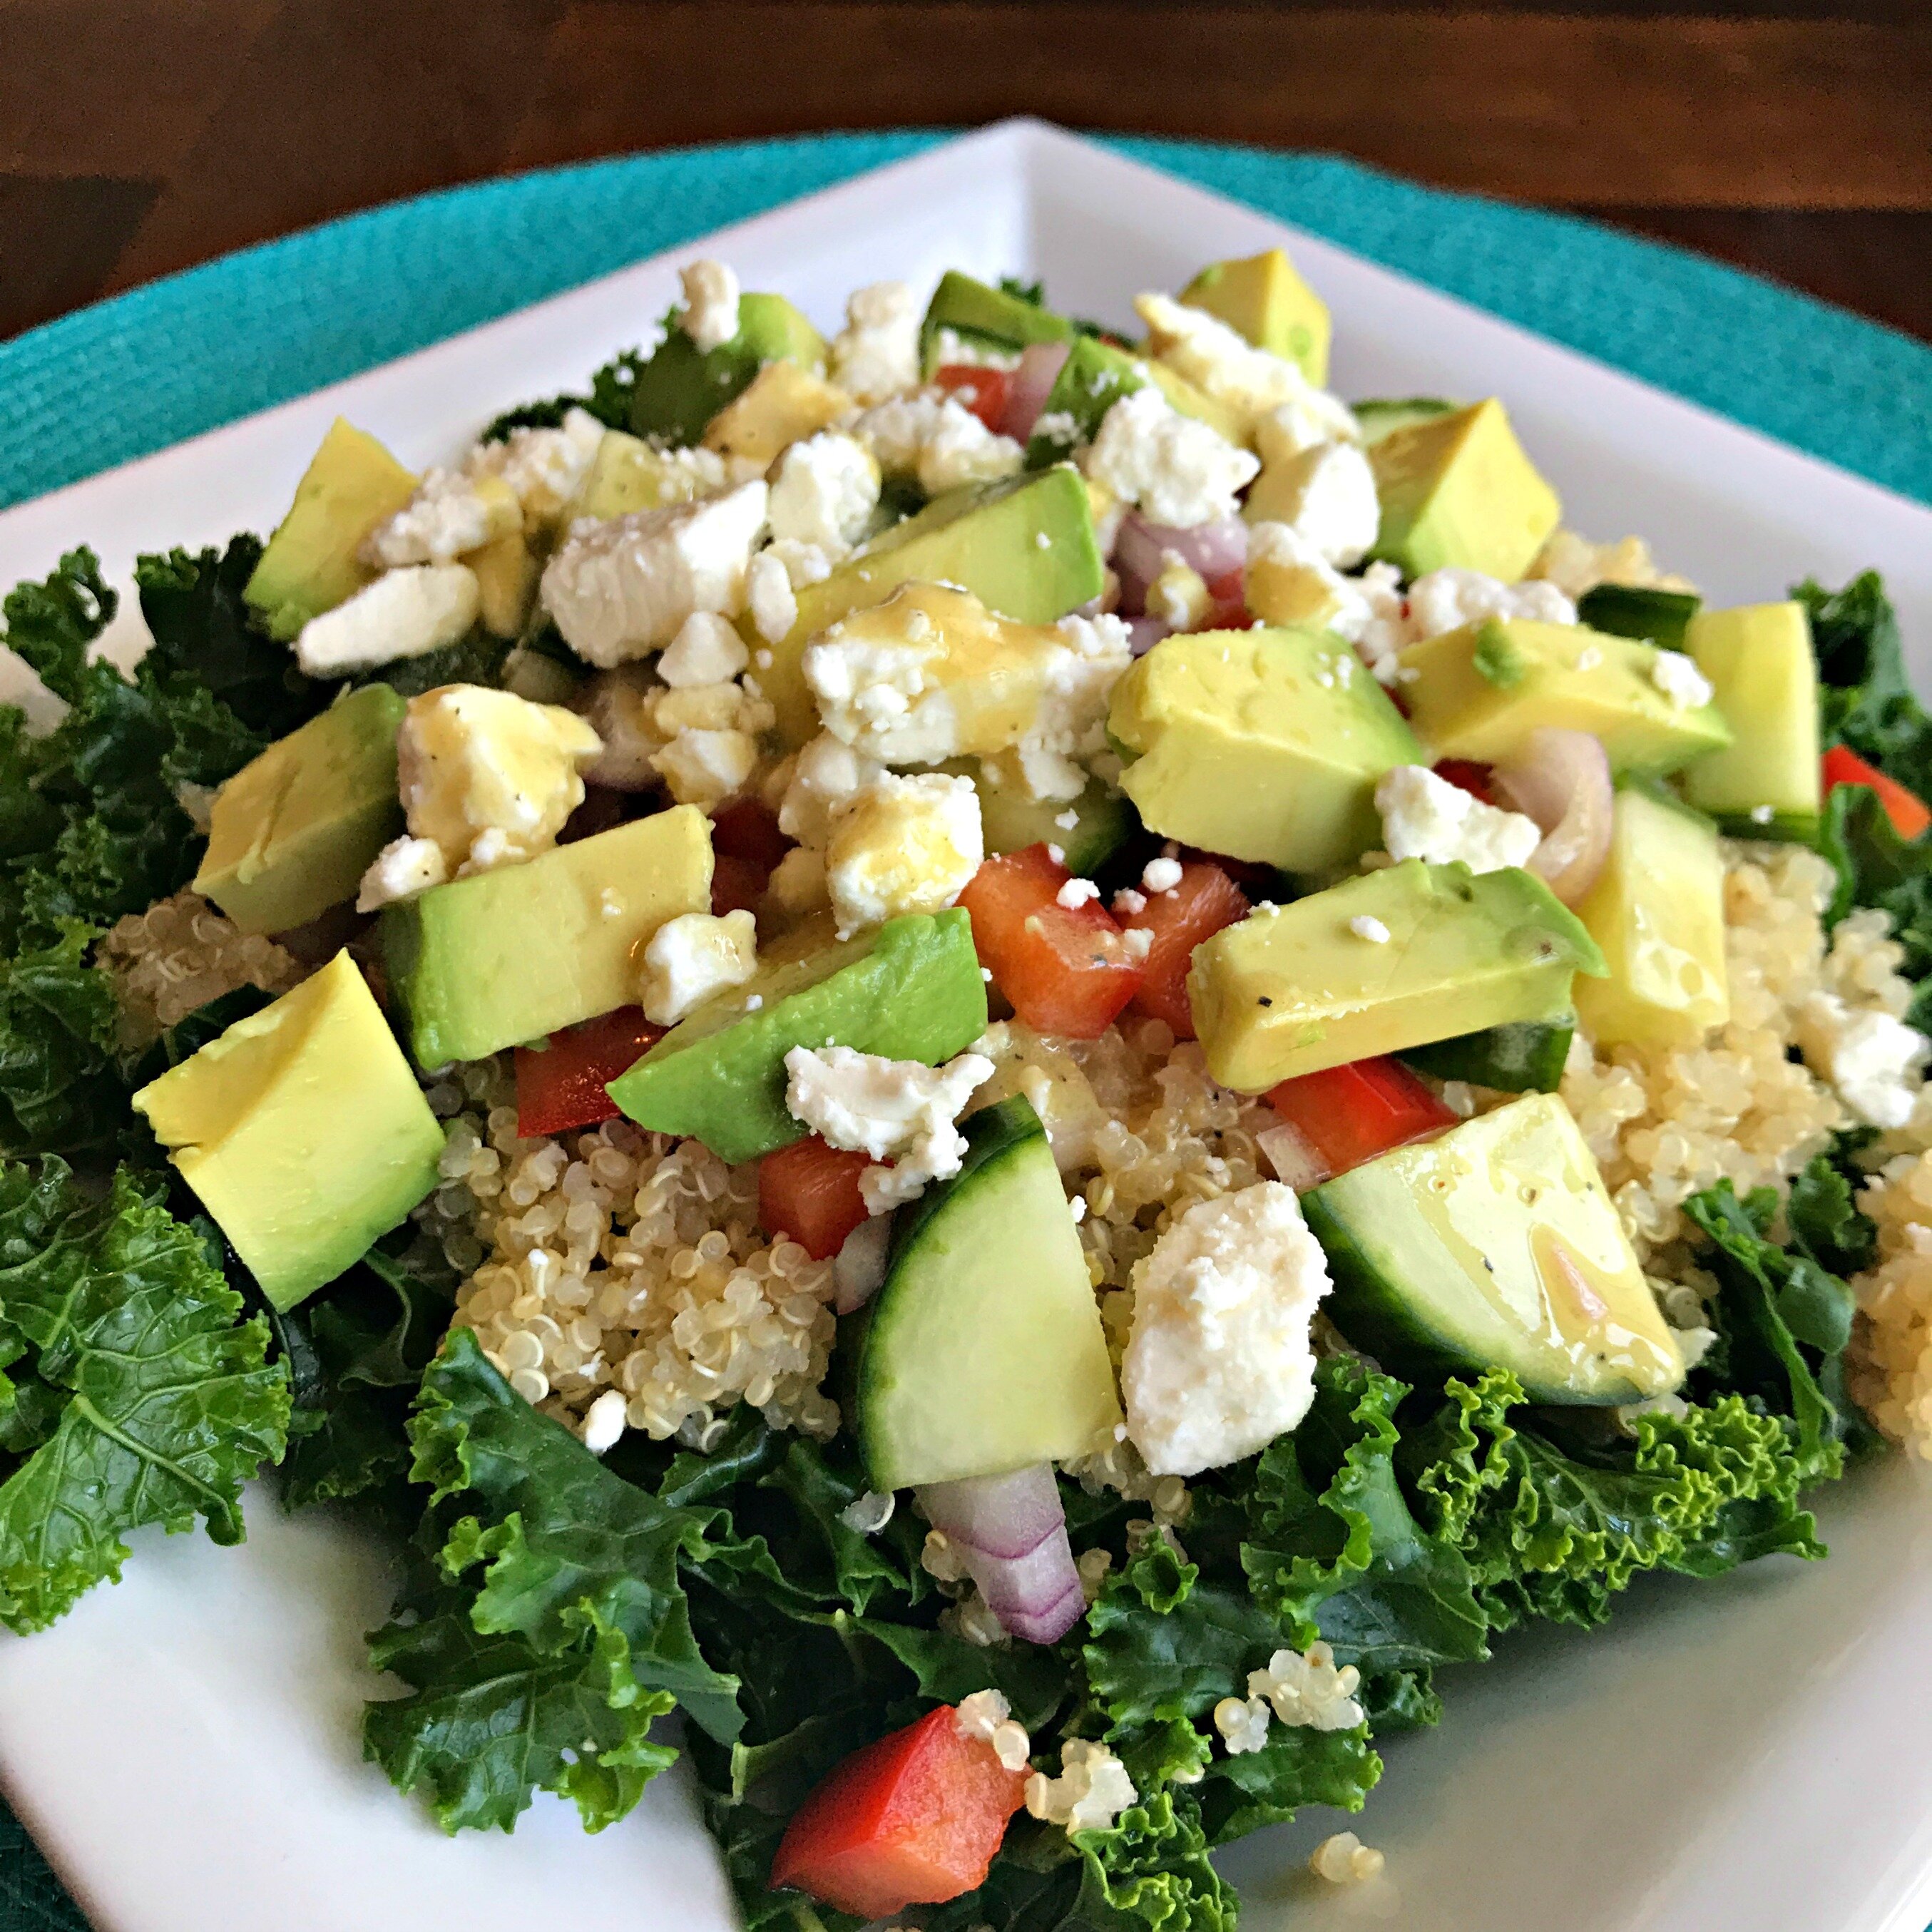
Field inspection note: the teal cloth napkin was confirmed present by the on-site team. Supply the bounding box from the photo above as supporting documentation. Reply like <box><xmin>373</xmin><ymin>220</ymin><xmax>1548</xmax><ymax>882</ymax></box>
<box><xmin>1</xmin><ymin>128</ymin><xmax>1929</xmax><ymax>1932</ymax></box>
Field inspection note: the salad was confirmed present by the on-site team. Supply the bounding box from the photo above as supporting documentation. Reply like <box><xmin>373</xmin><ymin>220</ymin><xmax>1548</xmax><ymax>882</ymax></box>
<box><xmin>2</xmin><ymin>243</ymin><xmax>1931</xmax><ymax>1931</ymax></box>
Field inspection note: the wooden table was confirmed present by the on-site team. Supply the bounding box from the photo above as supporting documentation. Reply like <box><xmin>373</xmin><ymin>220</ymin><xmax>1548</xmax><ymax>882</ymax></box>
<box><xmin>1</xmin><ymin>0</ymin><xmax>1926</xmax><ymax>345</ymax></box>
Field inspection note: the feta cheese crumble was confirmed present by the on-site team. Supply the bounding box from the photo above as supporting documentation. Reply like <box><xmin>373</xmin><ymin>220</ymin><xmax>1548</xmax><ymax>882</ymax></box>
<box><xmin>1798</xmin><ymin>991</ymin><xmax>1929</xmax><ymax>1129</ymax></box>
<box><xmin>1025</xmin><ymin>1739</ymin><xmax>1138</xmax><ymax>1836</ymax></box>
<box><xmin>639</xmin><ymin>909</ymin><xmax>759</xmax><ymax>1025</ymax></box>
<box><xmin>1375</xmin><ymin>764</ymin><xmax>1543</xmax><ymax>874</ymax></box>
<box><xmin>1277</xmin><ymin>439</ymin><xmax>1379</xmax><ymax>568</ymax></box>
<box><xmin>363</xmin><ymin>467</ymin><xmax>520</xmax><ymax>567</ymax></box>
<box><xmin>767</xmin><ymin>430</ymin><xmax>881</xmax><ymax>556</ymax></box>
<box><xmin>294</xmin><ymin>563</ymin><xmax>480</xmax><ymax>676</ymax></box>
<box><xmin>581</xmin><ymin>1389</ymin><xmax>628</xmax><ymax>1454</ymax></box>
<box><xmin>1349</xmin><ymin>914</ymin><xmax>1391</xmax><ymax>944</ymax></box>
<box><xmin>657</xmin><ymin>611</ymin><xmax>749</xmax><ymax>688</ymax></box>
<box><xmin>1057</xmin><ymin>876</ymin><xmax>1100</xmax><ymax>909</ymax></box>
<box><xmin>355</xmin><ymin>834</ymin><xmax>449</xmax><ymax>913</ymax></box>
<box><xmin>1082</xmin><ymin>386</ymin><xmax>1258</xmax><ymax>529</ymax></box>
<box><xmin>1120</xmin><ymin>1182</ymin><xmax>1334</xmax><ymax>1476</ymax></box>
<box><xmin>827</xmin><ymin>280</ymin><xmax>922</xmax><ymax>404</ymax></box>
<box><xmin>1136</xmin><ymin>291</ymin><xmax>1358</xmax><ymax>442</ymax></box>
<box><xmin>1651</xmin><ymin>647</ymin><xmax>1715</xmax><ymax>710</ymax></box>
<box><xmin>824</xmin><ymin>770</ymin><xmax>983</xmax><ymax>937</ymax></box>
<box><xmin>676</xmin><ymin>258</ymin><xmax>740</xmax><ymax>352</ymax></box>
<box><xmin>954</xmin><ymin>1689</ymin><xmax>1032</xmax><ymax>1774</ymax></box>
<box><xmin>745</xmin><ymin>548</ymin><xmax>799</xmax><ymax>645</ymax></box>
<box><xmin>1405</xmin><ymin>566</ymin><xmax>1576</xmax><ymax>642</ymax></box>
<box><xmin>1141</xmin><ymin>856</ymin><xmax>1183</xmax><ymax>894</ymax></box>
<box><xmin>854</xmin><ymin>392</ymin><xmax>1024</xmax><ymax>496</ymax></box>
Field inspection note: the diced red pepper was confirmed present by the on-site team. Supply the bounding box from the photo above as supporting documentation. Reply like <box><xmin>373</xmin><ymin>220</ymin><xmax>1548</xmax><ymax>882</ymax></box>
<box><xmin>1266</xmin><ymin>1055</ymin><xmax>1457</xmax><ymax>1179</ymax></box>
<box><xmin>1432</xmin><ymin>759</ymin><xmax>1498</xmax><ymax>807</ymax></box>
<box><xmin>711</xmin><ymin>854</ymin><xmax>767</xmax><ymax>918</ymax></box>
<box><xmin>1203</xmin><ymin>566</ymin><xmax>1248</xmax><ymax>630</ymax></box>
<box><xmin>931</xmin><ymin>364</ymin><xmax>1013</xmax><ymax>435</ymax></box>
<box><xmin>1822</xmin><ymin>745</ymin><xmax>1931</xmax><ymax>841</ymax></box>
<box><xmin>957</xmin><ymin>844</ymin><xmax>1142</xmax><ymax>1039</ymax></box>
<box><xmin>760</xmin><ymin>1135</ymin><xmax>873</xmax><ymax>1260</ymax></box>
<box><xmin>1120</xmin><ymin>860</ymin><xmax>1249</xmax><ymax>1038</ymax></box>
<box><xmin>711</xmin><ymin>798</ymin><xmax>791</xmax><ymax>872</ymax></box>
<box><xmin>515</xmin><ymin>1007</ymin><xmax>663</xmax><ymax>1138</ymax></box>
<box><xmin>770</xmin><ymin>1705</ymin><xmax>1027</xmax><ymax>1921</ymax></box>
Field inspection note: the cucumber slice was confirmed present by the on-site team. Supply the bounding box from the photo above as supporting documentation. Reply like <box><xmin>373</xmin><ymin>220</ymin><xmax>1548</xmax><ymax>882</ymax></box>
<box><xmin>1575</xmin><ymin>583</ymin><xmax>1702</xmax><ymax>654</ymax></box>
<box><xmin>1399</xmin><ymin>1011</ymin><xmax>1575</xmax><ymax>1093</ymax></box>
<box><xmin>1351</xmin><ymin>397</ymin><xmax>1458</xmax><ymax>446</ymax></box>
<box><xmin>939</xmin><ymin>759</ymin><xmax>1133</xmax><ymax>874</ymax></box>
<box><xmin>1303</xmin><ymin>1092</ymin><xmax>1686</xmax><ymax>1405</ymax></box>
<box><xmin>850</xmin><ymin>1097</ymin><xmax>1122</xmax><ymax>1488</ymax></box>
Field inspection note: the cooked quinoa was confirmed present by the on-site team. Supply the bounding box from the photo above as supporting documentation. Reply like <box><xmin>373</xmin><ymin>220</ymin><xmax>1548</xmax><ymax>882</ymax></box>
<box><xmin>99</xmin><ymin>890</ymin><xmax>304</xmax><ymax>1045</ymax></box>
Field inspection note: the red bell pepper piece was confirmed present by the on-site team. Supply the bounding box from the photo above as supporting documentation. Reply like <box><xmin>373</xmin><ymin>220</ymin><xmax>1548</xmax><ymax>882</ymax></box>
<box><xmin>1266</xmin><ymin>1055</ymin><xmax>1457</xmax><ymax>1180</ymax></box>
<box><xmin>711</xmin><ymin>854</ymin><xmax>767</xmax><ymax>918</ymax></box>
<box><xmin>710</xmin><ymin>797</ymin><xmax>791</xmax><ymax>872</ymax></box>
<box><xmin>1431</xmin><ymin>759</ymin><xmax>1499</xmax><ymax>807</ymax></box>
<box><xmin>957</xmin><ymin>844</ymin><xmax>1142</xmax><ymax>1038</ymax></box>
<box><xmin>931</xmin><ymin>364</ymin><xmax>1013</xmax><ymax>434</ymax></box>
<box><xmin>1119</xmin><ymin>860</ymin><xmax>1249</xmax><ymax>1038</ymax></box>
<box><xmin>1821</xmin><ymin>745</ymin><xmax>1931</xmax><ymax>841</ymax></box>
<box><xmin>759</xmin><ymin>1135</ymin><xmax>873</xmax><ymax>1260</ymax></box>
<box><xmin>514</xmin><ymin>1007</ymin><xmax>663</xmax><ymax>1138</ymax></box>
<box><xmin>1203</xmin><ymin>566</ymin><xmax>1248</xmax><ymax>630</ymax></box>
<box><xmin>770</xmin><ymin>1705</ymin><xmax>1027</xmax><ymax>1921</ymax></box>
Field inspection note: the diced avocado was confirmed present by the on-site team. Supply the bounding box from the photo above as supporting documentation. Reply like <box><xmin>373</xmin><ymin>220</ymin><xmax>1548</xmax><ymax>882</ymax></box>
<box><xmin>1367</xmin><ymin>399</ymin><xmax>1560</xmax><ymax>583</ymax></box>
<box><xmin>193</xmin><ymin>683</ymin><xmax>407</xmax><ymax>936</ymax></box>
<box><xmin>919</xmin><ymin>272</ymin><xmax>1074</xmax><ymax>371</ymax></box>
<box><xmin>700</xmin><ymin>360</ymin><xmax>852</xmax><ymax>471</ymax></box>
<box><xmin>627</xmin><ymin>292</ymin><xmax>827</xmax><ymax>447</ymax></box>
<box><xmin>1397</xmin><ymin>617</ymin><xmax>1732</xmax><ymax>775</ymax></box>
<box><xmin>1575</xmin><ymin>583</ymin><xmax>1701</xmax><ymax>654</ymax></box>
<box><xmin>941</xmin><ymin>758</ymin><xmax>1131</xmax><ymax>874</ymax></box>
<box><xmin>1179</xmin><ymin>247</ymin><xmax>1331</xmax><ymax>386</ymax></box>
<box><xmin>1572</xmin><ymin>785</ymin><xmax>1728</xmax><ymax>1050</ymax></box>
<box><xmin>1242</xmin><ymin>441</ymin><xmax>1334</xmax><ymax>529</ymax></box>
<box><xmin>1188</xmin><ymin>859</ymin><xmax>1605</xmax><ymax>1093</ymax></box>
<box><xmin>1243</xmin><ymin>548</ymin><xmax>1351</xmax><ymax>633</ymax></box>
<box><xmin>383</xmin><ymin>806</ymin><xmax>713</xmax><ymax>1066</ymax></box>
<box><xmin>1302</xmin><ymin>1092</ymin><xmax>1685</xmax><ymax>1405</ymax></box>
<box><xmin>1025</xmin><ymin>335</ymin><xmax>1146</xmax><ymax>466</ymax></box>
<box><xmin>1679</xmin><ymin>601</ymin><xmax>1821</xmax><ymax>840</ymax></box>
<box><xmin>762</xmin><ymin>466</ymin><xmax>1104</xmax><ymax>745</ymax></box>
<box><xmin>1140</xmin><ymin>361</ymin><xmax>1249</xmax><ymax>449</ymax></box>
<box><xmin>1108</xmin><ymin>627</ymin><xmax>1423</xmax><ymax>873</ymax></box>
<box><xmin>1353</xmin><ymin>397</ymin><xmax>1458</xmax><ymax>446</ymax></box>
<box><xmin>469</xmin><ymin>526</ymin><xmax>539</xmax><ymax>639</ymax></box>
<box><xmin>243</xmin><ymin>418</ymin><xmax>418</xmax><ymax>641</ymax></box>
<box><xmin>1399</xmin><ymin>1007</ymin><xmax>1575</xmax><ymax>1093</ymax></box>
<box><xmin>565</xmin><ymin>427</ymin><xmax>730</xmax><ymax>522</ymax></box>
<box><xmin>133</xmin><ymin>951</ymin><xmax>441</xmax><ymax>1311</ymax></box>
<box><xmin>850</xmin><ymin>1096</ymin><xmax>1122</xmax><ymax>1488</ymax></box>
<box><xmin>608</xmin><ymin>911</ymin><xmax>988</xmax><ymax>1165</ymax></box>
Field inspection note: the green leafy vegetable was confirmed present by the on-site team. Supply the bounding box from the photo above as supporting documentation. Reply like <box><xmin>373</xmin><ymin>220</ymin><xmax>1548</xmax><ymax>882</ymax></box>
<box><xmin>0</xmin><ymin>1158</ymin><xmax>290</xmax><ymax>1632</ymax></box>
<box><xmin>481</xmin><ymin>347</ymin><xmax>648</xmax><ymax>444</ymax></box>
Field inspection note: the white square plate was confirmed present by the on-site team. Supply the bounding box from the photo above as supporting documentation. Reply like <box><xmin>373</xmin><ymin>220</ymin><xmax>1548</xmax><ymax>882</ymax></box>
<box><xmin>2</xmin><ymin>121</ymin><xmax>1931</xmax><ymax>1932</ymax></box>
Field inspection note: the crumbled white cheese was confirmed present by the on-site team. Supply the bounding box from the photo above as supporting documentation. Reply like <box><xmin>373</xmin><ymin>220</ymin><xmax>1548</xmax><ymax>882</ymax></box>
<box><xmin>824</xmin><ymin>771</ymin><xmax>983</xmax><ymax>939</ymax></box>
<box><xmin>1114</xmin><ymin>887</ymin><xmax>1148</xmax><ymax>916</ymax></box>
<box><xmin>1137</xmin><ymin>292</ymin><xmax>1359</xmax><ymax>442</ymax></box>
<box><xmin>1349</xmin><ymin>914</ymin><xmax>1391</xmax><ymax>944</ymax></box>
<box><xmin>1651</xmin><ymin>647</ymin><xmax>1715</xmax><ymax>710</ymax></box>
<box><xmin>854</xmin><ymin>391</ymin><xmax>1024</xmax><ymax>496</ymax></box>
<box><xmin>1250</xmin><ymin>1641</ymin><xmax>1365</xmax><ymax>1732</ymax></box>
<box><xmin>1120</xmin><ymin>1182</ymin><xmax>1334</xmax><ymax>1476</ymax></box>
<box><xmin>1141</xmin><ymin>855</ymin><xmax>1183</xmax><ymax>893</ymax></box>
<box><xmin>1024</xmin><ymin>1739</ymin><xmax>1138</xmax><ymax>1836</ymax></box>
<box><xmin>778</xmin><ymin>732</ymin><xmax>887</xmax><ymax>846</ymax></box>
<box><xmin>396</xmin><ymin>683</ymin><xmax>603</xmax><ymax>875</ymax></box>
<box><xmin>540</xmin><ymin>481</ymin><xmax>769</xmax><ymax>666</ymax></box>
<box><xmin>639</xmin><ymin>909</ymin><xmax>758</xmax><ymax>1024</ymax></box>
<box><xmin>1375</xmin><ymin>764</ymin><xmax>1543</xmax><ymax>874</ymax></box>
<box><xmin>827</xmin><ymin>280</ymin><xmax>922</xmax><ymax>405</ymax></box>
<box><xmin>1121</xmin><ymin>925</ymin><xmax>1154</xmax><ymax>963</ymax></box>
<box><xmin>1056</xmin><ymin>876</ymin><xmax>1100</xmax><ymax>909</ymax></box>
<box><xmin>581</xmin><ymin>1389</ymin><xmax>628</xmax><ymax>1454</ymax></box>
<box><xmin>929</xmin><ymin>328</ymin><xmax>1023</xmax><ymax>371</ymax></box>
<box><xmin>658</xmin><ymin>611</ymin><xmax>749</xmax><ymax>688</ymax></box>
<box><xmin>767</xmin><ymin>431</ymin><xmax>881</xmax><ymax>555</ymax></box>
<box><xmin>746</xmin><ymin>548</ymin><xmax>799</xmax><ymax>645</ymax></box>
<box><xmin>479</xmin><ymin>408</ymin><xmax>605</xmax><ymax>526</ymax></box>
<box><xmin>1148</xmin><ymin>558</ymin><xmax>1212</xmax><ymax>631</ymax></box>
<box><xmin>294</xmin><ymin>563</ymin><xmax>480</xmax><ymax>676</ymax></box>
<box><xmin>1283</xmin><ymin>439</ymin><xmax>1379</xmax><ymax>568</ymax></box>
<box><xmin>1031</xmin><ymin>409</ymin><xmax>1081</xmax><ymax>453</ymax></box>
<box><xmin>1212</xmin><ymin>1695</ymin><xmax>1273</xmax><ymax>1756</ymax></box>
<box><xmin>1081</xmin><ymin>386</ymin><xmax>1257</xmax><ymax>529</ymax></box>
<box><xmin>1798</xmin><ymin>991</ymin><xmax>1928</xmax><ymax>1129</ymax></box>
<box><xmin>768</xmin><ymin>843</ymin><xmax>829</xmax><ymax>914</ymax></box>
<box><xmin>676</xmin><ymin>258</ymin><xmax>740</xmax><ymax>352</ymax></box>
<box><xmin>652</xmin><ymin>725</ymin><xmax>759</xmax><ymax>809</ymax></box>
<box><xmin>1406</xmin><ymin>566</ymin><xmax>1577</xmax><ymax>642</ymax></box>
<box><xmin>783</xmin><ymin>1044</ymin><xmax>994</xmax><ymax>1212</ymax></box>
<box><xmin>766</xmin><ymin>536</ymin><xmax>837</xmax><ymax>590</ymax></box>
<box><xmin>354</xmin><ymin>834</ymin><xmax>449</xmax><ymax>913</ymax></box>
<box><xmin>954</xmin><ymin>1689</ymin><xmax>1032</xmax><ymax>1774</ymax></box>
<box><xmin>363</xmin><ymin>467</ymin><xmax>518</xmax><ymax>567</ymax></box>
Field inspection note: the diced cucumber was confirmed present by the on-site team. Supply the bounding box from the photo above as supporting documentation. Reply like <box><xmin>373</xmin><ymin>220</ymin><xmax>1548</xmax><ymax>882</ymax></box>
<box><xmin>939</xmin><ymin>759</ymin><xmax>1133</xmax><ymax>874</ymax></box>
<box><xmin>1575</xmin><ymin>583</ymin><xmax>1702</xmax><ymax>654</ymax></box>
<box><xmin>1303</xmin><ymin>1093</ymin><xmax>1686</xmax><ymax>1404</ymax></box>
<box><xmin>1025</xmin><ymin>336</ymin><xmax>1145</xmax><ymax>468</ymax></box>
<box><xmin>849</xmin><ymin>1097</ymin><xmax>1123</xmax><ymax>1488</ymax></box>
<box><xmin>1351</xmin><ymin>397</ymin><xmax>1458</xmax><ymax>447</ymax></box>
<box><xmin>1399</xmin><ymin>1011</ymin><xmax>1575</xmax><ymax>1094</ymax></box>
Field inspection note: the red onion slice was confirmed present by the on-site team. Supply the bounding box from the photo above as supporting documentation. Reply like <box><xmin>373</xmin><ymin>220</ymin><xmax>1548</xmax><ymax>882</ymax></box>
<box><xmin>1117</xmin><ymin>510</ymin><xmax>1249</xmax><ymax>578</ymax></box>
<box><xmin>918</xmin><ymin>1465</ymin><xmax>1085</xmax><ymax>1645</ymax></box>
<box><xmin>998</xmin><ymin>342</ymin><xmax>1072</xmax><ymax>443</ymax></box>
<box><xmin>833</xmin><ymin>1215</ymin><xmax>892</xmax><ymax>1315</ymax></box>
<box><xmin>1493</xmin><ymin>727</ymin><xmax>1614</xmax><ymax>908</ymax></box>
<box><xmin>1124</xmin><ymin>615</ymin><xmax>1172</xmax><ymax>658</ymax></box>
<box><xmin>1258</xmin><ymin>1122</ymin><xmax>1330</xmax><ymax>1192</ymax></box>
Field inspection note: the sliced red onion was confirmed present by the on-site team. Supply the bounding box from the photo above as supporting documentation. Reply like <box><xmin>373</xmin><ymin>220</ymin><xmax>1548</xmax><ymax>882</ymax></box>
<box><xmin>1120</xmin><ymin>615</ymin><xmax>1168</xmax><ymax>657</ymax></box>
<box><xmin>1493</xmin><ymin>727</ymin><xmax>1614</xmax><ymax>908</ymax></box>
<box><xmin>833</xmin><ymin>1214</ymin><xmax>892</xmax><ymax>1315</ymax></box>
<box><xmin>998</xmin><ymin>342</ymin><xmax>1072</xmax><ymax>443</ymax></box>
<box><xmin>1257</xmin><ymin>1122</ymin><xmax>1330</xmax><ymax>1192</ymax></box>
<box><xmin>1116</xmin><ymin>511</ymin><xmax>1248</xmax><ymax>581</ymax></box>
<box><xmin>917</xmin><ymin>1464</ymin><xmax>1084</xmax><ymax>1645</ymax></box>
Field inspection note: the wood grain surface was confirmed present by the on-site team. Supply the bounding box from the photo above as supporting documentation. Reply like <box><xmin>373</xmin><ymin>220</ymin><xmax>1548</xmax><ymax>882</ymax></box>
<box><xmin>1</xmin><ymin>0</ymin><xmax>1926</xmax><ymax>342</ymax></box>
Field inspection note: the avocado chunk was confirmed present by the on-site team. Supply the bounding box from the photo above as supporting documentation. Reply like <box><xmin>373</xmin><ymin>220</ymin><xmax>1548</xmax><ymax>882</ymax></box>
<box><xmin>1679</xmin><ymin>601</ymin><xmax>1821</xmax><ymax>839</ymax></box>
<box><xmin>919</xmin><ymin>272</ymin><xmax>1075</xmax><ymax>370</ymax></box>
<box><xmin>701</xmin><ymin>361</ymin><xmax>852</xmax><ymax>470</ymax></box>
<box><xmin>1399</xmin><ymin>1006</ymin><xmax>1576</xmax><ymax>1094</ymax></box>
<box><xmin>1575</xmin><ymin>583</ymin><xmax>1701</xmax><ymax>654</ymax></box>
<box><xmin>627</xmin><ymin>292</ymin><xmax>827</xmax><ymax>447</ymax></box>
<box><xmin>1353</xmin><ymin>397</ymin><xmax>1458</xmax><ymax>447</ymax></box>
<box><xmin>1108</xmin><ymin>626</ymin><xmax>1424</xmax><ymax>873</ymax></box>
<box><xmin>1397</xmin><ymin>616</ymin><xmax>1732</xmax><ymax>775</ymax></box>
<box><xmin>563</xmin><ymin>427</ymin><xmax>732</xmax><ymax>523</ymax></box>
<box><xmin>1368</xmin><ymin>399</ymin><xmax>1560</xmax><ymax>583</ymax></box>
<box><xmin>243</xmin><ymin>418</ymin><xmax>418</xmax><ymax>641</ymax></box>
<box><xmin>762</xmin><ymin>466</ymin><xmax>1104</xmax><ymax>745</ymax></box>
<box><xmin>1188</xmin><ymin>859</ymin><xmax>1605</xmax><ymax>1093</ymax></box>
<box><xmin>133</xmin><ymin>951</ymin><xmax>441</xmax><ymax>1311</ymax></box>
<box><xmin>849</xmin><ymin>1096</ymin><xmax>1122</xmax><ymax>1488</ymax></box>
<box><xmin>608</xmin><ymin>909</ymin><xmax>987</xmax><ymax>1165</ymax></box>
<box><xmin>1573</xmin><ymin>785</ymin><xmax>1729</xmax><ymax>1050</ymax></box>
<box><xmin>1180</xmin><ymin>247</ymin><xmax>1331</xmax><ymax>386</ymax></box>
<box><xmin>1025</xmin><ymin>336</ymin><xmax>1147</xmax><ymax>467</ymax></box>
<box><xmin>941</xmin><ymin>758</ymin><xmax>1132</xmax><ymax>874</ymax></box>
<box><xmin>383</xmin><ymin>806</ymin><xmax>713</xmax><ymax>1066</ymax></box>
<box><xmin>1303</xmin><ymin>1092</ymin><xmax>1685</xmax><ymax>1405</ymax></box>
<box><xmin>193</xmin><ymin>683</ymin><xmax>407</xmax><ymax>936</ymax></box>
